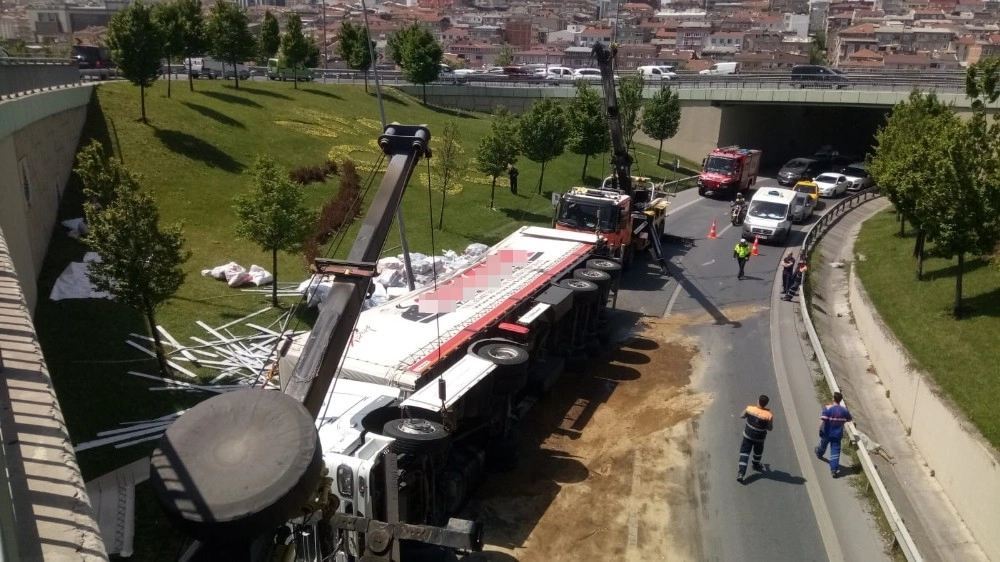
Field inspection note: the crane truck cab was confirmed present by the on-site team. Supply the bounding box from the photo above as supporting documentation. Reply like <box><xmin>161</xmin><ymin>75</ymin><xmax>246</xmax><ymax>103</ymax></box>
<box><xmin>555</xmin><ymin>186</ymin><xmax>633</xmax><ymax>263</ymax></box>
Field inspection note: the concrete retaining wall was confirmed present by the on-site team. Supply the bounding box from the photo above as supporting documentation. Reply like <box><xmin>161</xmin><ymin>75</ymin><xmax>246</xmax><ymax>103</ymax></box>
<box><xmin>849</xmin><ymin>269</ymin><xmax>1000</xmax><ymax>560</ymax></box>
<box><xmin>0</xmin><ymin>85</ymin><xmax>92</xmax><ymax>311</ymax></box>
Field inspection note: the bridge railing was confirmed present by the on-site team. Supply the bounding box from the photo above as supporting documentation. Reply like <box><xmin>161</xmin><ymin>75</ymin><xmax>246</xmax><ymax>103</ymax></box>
<box><xmin>0</xmin><ymin>58</ymin><xmax>82</xmax><ymax>99</ymax></box>
<box><xmin>796</xmin><ymin>188</ymin><xmax>924</xmax><ymax>562</ymax></box>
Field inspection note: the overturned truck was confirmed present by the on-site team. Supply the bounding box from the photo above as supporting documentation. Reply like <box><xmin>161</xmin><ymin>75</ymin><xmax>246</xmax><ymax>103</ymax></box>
<box><xmin>149</xmin><ymin>125</ymin><xmax>623</xmax><ymax>562</ymax></box>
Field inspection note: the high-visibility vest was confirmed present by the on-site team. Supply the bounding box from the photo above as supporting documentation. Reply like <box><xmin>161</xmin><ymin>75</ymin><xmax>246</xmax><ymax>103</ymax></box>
<box><xmin>735</xmin><ymin>243</ymin><xmax>751</xmax><ymax>258</ymax></box>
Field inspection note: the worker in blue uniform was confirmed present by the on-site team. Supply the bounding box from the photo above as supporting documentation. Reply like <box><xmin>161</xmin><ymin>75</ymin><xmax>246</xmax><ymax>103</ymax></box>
<box><xmin>816</xmin><ymin>391</ymin><xmax>853</xmax><ymax>477</ymax></box>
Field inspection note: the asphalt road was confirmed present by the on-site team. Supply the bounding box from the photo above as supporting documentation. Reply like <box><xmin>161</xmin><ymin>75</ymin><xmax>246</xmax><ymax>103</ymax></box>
<box><xmin>613</xmin><ymin>179</ymin><xmax>890</xmax><ymax>561</ymax></box>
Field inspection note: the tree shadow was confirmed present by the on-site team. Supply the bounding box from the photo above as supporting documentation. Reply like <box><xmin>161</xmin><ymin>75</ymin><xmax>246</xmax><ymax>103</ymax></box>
<box><xmin>424</xmin><ymin>104</ymin><xmax>478</xmax><ymax>119</ymax></box>
<box><xmin>151</xmin><ymin>127</ymin><xmax>244</xmax><ymax>173</ymax></box>
<box><xmin>920</xmin><ymin>256</ymin><xmax>990</xmax><ymax>282</ymax></box>
<box><xmin>198</xmin><ymin>90</ymin><xmax>263</xmax><ymax>108</ymax></box>
<box><xmin>499</xmin><ymin>207</ymin><xmax>551</xmax><ymax>224</ymax></box>
<box><xmin>237</xmin><ymin>87</ymin><xmax>292</xmax><ymax>100</ymax></box>
<box><xmin>368</xmin><ymin>90</ymin><xmax>405</xmax><ymax>105</ymax></box>
<box><xmin>955</xmin><ymin>286</ymin><xmax>1000</xmax><ymax>319</ymax></box>
<box><xmin>180</xmin><ymin>102</ymin><xmax>245</xmax><ymax>129</ymax></box>
<box><xmin>301</xmin><ymin>88</ymin><xmax>342</xmax><ymax>100</ymax></box>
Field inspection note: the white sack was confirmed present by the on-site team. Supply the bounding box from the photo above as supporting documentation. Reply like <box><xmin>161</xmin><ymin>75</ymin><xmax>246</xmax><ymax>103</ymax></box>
<box><xmin>377</xmin><ymin>256</ymin><xmax>404</xmax><ymax>271</ymax></box>
<box><xmin>465</xmin><ymin>243</ymin><xmax>488</xmax><ymax>257</ymax></box>
<box><xmin>248</xmin><ymin>265</ymin><xmax>273</xmax><ymax>287</ymax></box>
<box><xmin>62</xmin><ymin>218</ymin><xmax>89</xmax><ymax>239</ymax></box>
<box><xmin>201</xmin><ymin>261</ymin><xmax>241</xmax><ymax>280</ymax></box>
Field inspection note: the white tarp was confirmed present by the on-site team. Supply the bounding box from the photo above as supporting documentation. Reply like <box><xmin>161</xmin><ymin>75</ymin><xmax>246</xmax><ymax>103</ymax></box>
<box><xmin>61</xmin><ymin>217</ymin><xmax>89</xmax><ymax>239</ymax></box>
<box><xmin>49</xmin><ymin>253</ymin><xmax>110</xmax><ymax>301</ymax></box>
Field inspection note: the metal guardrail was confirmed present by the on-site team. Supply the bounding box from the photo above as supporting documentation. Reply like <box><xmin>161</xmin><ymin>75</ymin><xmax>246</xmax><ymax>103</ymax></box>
<box><xmin>659</xmin><ymin>174</ymin><xmax>700</xmax><ymax>196</ymax></box>
<box><xmin>0</xmin><ymin>58</ymin><xmax>82</xmax><ymax>99</ymax></box>
<box><xmin>797</xmin><ymin>188</ymin><xmax>924</xmax><ymax>562</ymax></box>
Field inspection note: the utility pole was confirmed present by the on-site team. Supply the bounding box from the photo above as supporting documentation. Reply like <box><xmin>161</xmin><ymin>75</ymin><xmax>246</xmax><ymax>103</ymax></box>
<box><xmin>321</xmin><ymin>0</ymin><xmax>328</xmax><ymax>68</ymax></box>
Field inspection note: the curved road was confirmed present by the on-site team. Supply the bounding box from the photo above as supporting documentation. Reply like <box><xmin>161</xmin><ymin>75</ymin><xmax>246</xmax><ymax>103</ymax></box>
<box><xmin>616</xmin><ymin>179</ymin><xmax>889</xmax><ymax>561</ymax></box>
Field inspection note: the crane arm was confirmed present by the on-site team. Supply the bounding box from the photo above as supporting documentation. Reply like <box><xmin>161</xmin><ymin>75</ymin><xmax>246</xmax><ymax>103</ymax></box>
<box><xmin>593</xmin><ymin>41</ymin><xmax>633</xmax><ymax>195</ymax></box>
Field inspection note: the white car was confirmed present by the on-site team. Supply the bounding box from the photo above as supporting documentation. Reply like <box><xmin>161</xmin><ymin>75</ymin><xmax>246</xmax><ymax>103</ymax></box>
<box><xmin>841</xmin><ymin>162</ymin><xmax>872</xmax><ymax>191</ymax></box>
<box><xmin>813</xmin><ymin>173</ymin><xmax>850</xmax><ymax>197</ymax></box>
<box><xmin>572</xmin><ymin>68</ymin><xmax>603</xmax><ymax>81</ymax></box>
<box><xmin>544</xmin><ymin>66</ymin><xmax>576</xmax><ymax>81</ymax></box>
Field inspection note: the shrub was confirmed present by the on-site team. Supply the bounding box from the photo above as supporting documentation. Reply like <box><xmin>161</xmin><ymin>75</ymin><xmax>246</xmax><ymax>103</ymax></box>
<box><xmin>303</xmin><ymin>160</ymin><xmax>364</xmax><ymax>262</ymax></box>
<box><xmin>290</xmin><ymin>159</ymin><xmax>339</xmax><ymax>186</ymax></box>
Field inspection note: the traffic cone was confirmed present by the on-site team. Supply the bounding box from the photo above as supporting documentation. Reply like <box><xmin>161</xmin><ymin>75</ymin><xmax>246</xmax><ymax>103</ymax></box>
<box><xmin>707</xmin><ymin>220</ymin><xmax>717</xmax><ymax>239</ymax></box>
<box><xmin>751</xmin><ymin>236</ymin><xmax>760</xmax><ymax>256</ymax></box>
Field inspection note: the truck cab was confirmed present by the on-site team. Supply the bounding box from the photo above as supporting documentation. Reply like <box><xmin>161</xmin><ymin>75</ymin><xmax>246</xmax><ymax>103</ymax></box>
<box><xmin>698</xmin><ymin>146</ymin><xmax>761</xmax><ymax>198</ymax></box>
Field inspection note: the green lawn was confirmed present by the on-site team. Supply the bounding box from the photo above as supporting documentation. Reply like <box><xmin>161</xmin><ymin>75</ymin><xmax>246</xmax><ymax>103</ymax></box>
<box><xmin>33</xmin><ymin>79</ymin><xmax>693</xmax><ymax>560</ymax></box>
<box><xmin>855</xmin><ymin>209</ymin><xmax>1000</xmax><ymax>448</ymax></box>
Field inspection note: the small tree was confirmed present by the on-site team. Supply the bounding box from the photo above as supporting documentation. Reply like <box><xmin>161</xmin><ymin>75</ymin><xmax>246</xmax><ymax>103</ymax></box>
<box><xmin>258</xmin><ymin>9</ymin><xmax>280</xmax><ymax>65</ymax></box>
<box><xmin>81</xmin><ymin>160</ymin><xmax>190</xmax><ymax>377</ymax></box>
<box><xmin>640</xmin><ymin>85</ymin><xmax>681</xmax><ymax>165</ymax></box>
<box><xmin>206</xmin><ymin>0</ymin><xmax>254</xmax><ymax>89</ymax></box>
<box><xmin>476</xmin><ymin>107</ymin><xmax>520</xmax><ymax>209</ymax></box>
<box><xmin>398</xmin><ymin>24</ymin><xmax>442</xmax><ymax>104</ymax></box>
<box><xmin>386</xmin><ymin>23</ymin><xmax>420</xmax><ymax>68</ymax></box>
<box><xmin>517</xmin><ymin>98</ymin><xmax>569</xmax><ymax>194</ymax></box>
<box><xmin>176</xmin><ymin>0</ymin><xmax>206</xmax><ymax>93</ymax></box>
<box><xmin>567</xmin><ymin>81</ymin><xmax>611</xmax><ymax>181</ymax></box>
<box><xmin>494</xmin><ymin>43</ymin><xmax>515</xmax><ymax>67</ymax></box>
<box><xmin>153</xmin><ymin>1</ymin><xmax>183</xmax><ymax>98</ymax></box>
<box><xmin>617</xmin><ymin>74</ymin><xmax>645</xmax><ymax>151</ymax></box>
<box><xmin>338</xmin><ymin>21</ymin><xmax>374</xmax><ymax>92</ymax></box>
<box><xmin>809</xmin><ymin>31</ymin><xmax>828</xmax><ymax>65</ymax></box>
<box><xmin>234</xmin><ymin>156</ymin><xmax>315</xmax><ymax>307</ymax></box>
<box><xmin>107</xmin><ymin>0</ymin><xmax>162</xmax><ymax>122</ymax></box>
<box><xmin>434</xmin><ymin>121</ymin><xmax>464</xmax><ymax>230</ymax></box>
<box><xmin>279</xmin><ymin>13</ymin><xmax>311</xmax><ymax>89</ymax></box>
<box><xmin>75</xmin><ymin>140</ymin><xmax>128</xmax><ymax>209</ymax></box>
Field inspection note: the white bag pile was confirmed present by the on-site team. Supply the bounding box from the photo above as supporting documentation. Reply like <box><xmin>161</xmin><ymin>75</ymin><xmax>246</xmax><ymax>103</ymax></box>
<box><xmin>201</xmin><ymin>262</ymin><xmax>274</xmax><ymax>287</ymax></box>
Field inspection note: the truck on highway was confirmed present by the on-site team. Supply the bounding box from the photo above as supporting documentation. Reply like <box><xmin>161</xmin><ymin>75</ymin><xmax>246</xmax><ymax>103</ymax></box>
<box><xmin>149</xmin><ymin>125</ymin><xmax>623</xmax><ymax>562</ymax></box>
<box><xmin>267</xmin><ymin>57</ymin><xmax>314</xmax><ymax>82</ymax></box>
<box><xmin>553</xmin><ymin>42</ymin><xmax>671</xmax><ymax>275</ymax></box>
<box><xmin>697</xmin><ymin>145</ymin><xmax>762</xmax><ymax>199</ymax></box>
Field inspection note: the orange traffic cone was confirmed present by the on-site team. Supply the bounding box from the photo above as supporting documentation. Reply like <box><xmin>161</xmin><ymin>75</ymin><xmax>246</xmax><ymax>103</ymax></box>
<box><xmin>707</xmin><ymin>220</ymin><xmax>717</xmax><ymax>239</ymax></box>
<box><xmin>751</xmin><ymin>236</ymin><xmax>760</xmax><ymax>256</ymax></box>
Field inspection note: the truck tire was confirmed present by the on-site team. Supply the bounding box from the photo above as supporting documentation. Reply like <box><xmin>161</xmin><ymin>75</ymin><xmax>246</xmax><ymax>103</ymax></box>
<box><xmin>469</xmin><ymin>339</ymin><xmax>529</xmax><ymax>394</ymax></box>
<box><xmin>587</xmin><ymin>258</ymin><xmax>622</xmax><ymax>278</ymax></box>
<box><xmin>573</xmin><ymin>268</ymin><xmax>611</xmax><ymax>287</ymax></box>
<box><xmin>361</xmin><ymin>405</ymin><xmax>402</xmax><ymax>435</ymax></box>
<box><xmin>383</xmin><ymin>419</ymin><xmax>450</xmax><ymax>455</ymax></box>
<box><xmin>557</xmin><ymin>278</ymin><xmax>599</xmax><ymax>302</ymax></box>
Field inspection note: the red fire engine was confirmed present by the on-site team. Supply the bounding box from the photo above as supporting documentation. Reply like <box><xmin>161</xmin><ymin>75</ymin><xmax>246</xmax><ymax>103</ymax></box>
<box><xmin>697</xmin><ymin>146</ymin><xmax>762</xmax><ymax>199</ymax></box>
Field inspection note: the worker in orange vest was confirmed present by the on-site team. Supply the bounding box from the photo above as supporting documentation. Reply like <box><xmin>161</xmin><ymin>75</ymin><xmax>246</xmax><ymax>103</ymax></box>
<box><xmin>737</xmin><ymin>394</ymin><xmax>774</xmax><ymax>483</ymax></box>
<box><xmin>782</xmin><ymin>259</ymin><xmax>808</xmax><ymax>301</ymax></box>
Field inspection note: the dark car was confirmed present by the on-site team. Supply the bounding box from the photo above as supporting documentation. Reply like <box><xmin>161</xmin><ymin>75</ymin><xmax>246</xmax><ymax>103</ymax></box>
<box><xmin>72</xmin><ymin>45</ymin><xmax>116</xmax><ymax>79</ymax></box>
<box><xmin>777</xmin><ymin>157</ymin><xmax>830</xmax><ymax>186</ymax></box>
<box><xmin>790</xmin><ymin>65</ymin><xmax>849</xmax><ymax>89</ymax></box>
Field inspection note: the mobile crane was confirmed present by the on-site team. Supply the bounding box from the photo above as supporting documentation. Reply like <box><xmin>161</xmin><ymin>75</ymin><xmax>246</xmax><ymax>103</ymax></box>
<box><xmin>553</xmin><ymin>41</ymin><xmax>671</xmax><ymax>275</ymax></box>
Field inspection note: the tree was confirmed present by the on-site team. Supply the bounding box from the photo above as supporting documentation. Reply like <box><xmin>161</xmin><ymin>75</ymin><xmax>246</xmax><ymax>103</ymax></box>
<box><xmin>617</xmin><ymin>74</ymin><xmax>645</xmax><ymax>151</ymax></box>
<box><xmin>234</xmin><ymin>156</ymin><xmax>315</xmax><ymax>307</ymax></box>
<box><xmin>75</xmin><ymin>140</ymin><xmax>127</xmax><ymax>209</ymax></box>
<box><xmin>80</xmin><ymin>155</ymin><xmax>190</xmax><ymax>377</ymax></box>
<box><xmin>386</xmin><ymin>23</ymin><xmax>420</xmax><ymax>68</ymax></box>
<box><xmin>107</xmin><ymin>1</ymin><xmax>162</xmax><ymax>122</ymax></box>
<box><xmin>434</xmin><ymin>121</ymin><xmax>464</xmax><ymax>230</ymax></box>
<box><xmin>153</xmin><ymin>1</ymin><xmax>183</xmax><ymax>98</ymax></box>
<box><xmin>494</xmin><ymin>43</ymin><xmax>515</xmax><ymax>67</ymax></box>
<box><xmin>640</xmin><ymin>85</ymin><xmax>681</xmax><ymax>165</ymax></box>
<box><xmin>566</xmin><ymin>81</ymin><xmax>610</xmax><ymax>181</ymax></box>
<box><xmin>337</xmin><ymin>21</ymin><xmax>374</xmax><ymax>91</ymax></box>
<box><xmin>258</xmin><ymin>10</ymin><xmax>280</xmax><ymax>65</ymax></box>
<box><xmin>206</xmin><ymin>0</ymin><xmax>254</xmax><ymax>89</ymax></box>
<box><xmin>399</xmin><ymin>24</ymin><xmax>443</xmax><ymax>104</ymax></box>
<box><xmin>278</xmin><ymin>13</ymin><xmax>312</xmax><ymax>89</ymax></box>
<box><xmin>476</xmin><ymin>107</ymin><xmax>520</xmax><ymax>209</ymax></box>
<box><xmin>809</xmin><ymin>31</ymin><xmax>827</xmax><ymax>65</ymax></box>
<box><xmin>175</xmin><ymin>0</ymin><xmax>207</xmax><ymax>93</ymax></box>
<box><xmin>517</xmin><ymin>98</ymin><xmax>569</xmax><ymax>194</ymax></box>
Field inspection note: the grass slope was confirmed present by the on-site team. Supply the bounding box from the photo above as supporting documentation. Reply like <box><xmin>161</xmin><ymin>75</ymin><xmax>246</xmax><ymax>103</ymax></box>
<box><xmin>855</xmin><ymin>209</ymin><xmax>1000</xmax><ymax>447</ymax></box>
<box><xmin>33</xmin><ymin>79</ymin><xmax>692</xmax><ymax>560</ymax></box>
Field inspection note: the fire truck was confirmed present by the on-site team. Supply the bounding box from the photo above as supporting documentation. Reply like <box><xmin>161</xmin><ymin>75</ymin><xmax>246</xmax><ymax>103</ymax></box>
<box><xmin>148</xmin><ymin>125</ymin><xmax>623</xmax><ymax>561</ymax></box>
<box><xmin>697</xmin><ymin>145</ymin><xmax>762</xmax><ymax>199</ymax></box>
<box><xmin>552</xmin><ymin>42</ymin><xmax>671</xmax><ymax>275</ymax></box>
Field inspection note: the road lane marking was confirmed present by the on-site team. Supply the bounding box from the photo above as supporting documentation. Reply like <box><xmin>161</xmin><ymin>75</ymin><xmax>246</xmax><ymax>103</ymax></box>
<box><xmin>701</xmin><ymin>259</ymin><xmax>715</xmax><ymax>266</ymax></box>
<box><xmin>769</xmin><ymin>273</ymin><xmax>845</xmax><ymax>562</ymax></box>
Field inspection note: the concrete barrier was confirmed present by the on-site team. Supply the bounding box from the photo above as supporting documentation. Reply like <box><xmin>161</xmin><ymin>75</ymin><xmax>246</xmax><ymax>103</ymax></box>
<box><xmin>849</xmin><ymin>266</ymin><xmax>1000</xmax><ymax>560</ymax></box>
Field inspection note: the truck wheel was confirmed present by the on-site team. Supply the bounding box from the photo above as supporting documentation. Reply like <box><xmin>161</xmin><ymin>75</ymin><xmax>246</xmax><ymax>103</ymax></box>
<box><xmin>383</xmin><ymin>419</ymin><xmax>450</xmax><ymax>455</ymax></box>
<box><xmin>698</xmin><ymin>185</ymin><xmax>706</xmax><ymax>197</ymax></box>
<box><xmin>470</xmin><ymin>339</ymin><xmax>529</xmax><ymax>394</ymax></box>
<box><xmin>361</xmin><ymin>405</ymin><xmax>402</xmax><ymax>435</ymax></box>
<box><xmin>573</xmin><ymin>268</ymin><xmax>611</xmax><ymax>288</ymax></box>
<box><xmin>587</xmin><ymin>258</ymin><xmax>622</xmax><ymax>278</ymax></box>
<box><xmin>557</xmin><ymin>278</ymin><xmax>599</xmax><ymax>302</ymax></box>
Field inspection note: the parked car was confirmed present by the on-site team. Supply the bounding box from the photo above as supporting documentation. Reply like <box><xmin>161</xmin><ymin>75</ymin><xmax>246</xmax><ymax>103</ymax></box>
<box><xmin>699</xmin><ymin>61</ymin><xmax>739</xmax><ymax>75</ymax></box>
<box><xmin>791</xmin><ymin>190</ymin><xmax>816</xmax><ymax>223</ymax></box>
<box><xmin>637</xmin><ymin>65</ymin><xmax>677</xmax><ymax>81</ymax></box>
<box><xmin>72</xmin><ymin>45</ymin><xmax>116</xmax><ymax>80</ymax></box>
<box><xmin>790</xmin><ymin>65</ymin><xmax>850</xmax><ymax>89</ymax></box>
<box><xmin>777</xmin><ymin>157</ymin><xmax>829</xmax><ymax>186</ymax></box>
<box><xmin>813</xmin><ymin>173</ymin><xmax>851</xmax><ymax>197</ymax></box>
<box><xmin>842</xmin><ymin>162</ymin><xmax>873</xmax><ymax>191</ymax></box>
<box><xmin>572</xmin><ymin>68</ymin><xmax>603</xmax><ymax>81</ymax></box>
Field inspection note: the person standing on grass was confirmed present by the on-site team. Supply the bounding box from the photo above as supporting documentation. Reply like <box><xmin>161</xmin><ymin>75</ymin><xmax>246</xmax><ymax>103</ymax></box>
<box><xmin>781</xmin><ymin>252</ymin><xmax>796</xmax><ymax>294</ymax></box>
<box><xmin>733</xmin><ymin>238</ymin><xmax>752</xmax><ymax>280</ymax></box>
<box><xmin>508</xmin><ymin>165</ymin><xmax>519</xmax><ymax>195</ymax></box>
<box><xmin>737</xmin><ymin>394</ymin><xmax>774</xmax><ymax>483</ymax></box>
<box><xmin>816</xmin><ymin>391</ymin><xmax>853</xmax><ymax>478</ymax></box>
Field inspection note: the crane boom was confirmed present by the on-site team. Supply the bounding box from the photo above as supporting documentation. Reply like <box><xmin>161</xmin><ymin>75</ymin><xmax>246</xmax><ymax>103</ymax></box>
<box><xmin>593</xmin><ymin>41</ymin><xmax>633</xmax><ymax>196</ymax></box>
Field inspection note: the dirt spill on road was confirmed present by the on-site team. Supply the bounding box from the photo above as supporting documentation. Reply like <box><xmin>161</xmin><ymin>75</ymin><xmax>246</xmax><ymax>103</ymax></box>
<box><xmin>464</xmin><ymin>313</ymin><xmax>712</xmax><ymax>562</ymax></box>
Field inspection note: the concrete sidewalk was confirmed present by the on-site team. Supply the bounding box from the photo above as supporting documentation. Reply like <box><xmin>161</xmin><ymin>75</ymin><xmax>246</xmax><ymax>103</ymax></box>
<box><xmin>807</xmin><ymin>198</ymin><xmax>987</xmax><ymax>562</ymax></box>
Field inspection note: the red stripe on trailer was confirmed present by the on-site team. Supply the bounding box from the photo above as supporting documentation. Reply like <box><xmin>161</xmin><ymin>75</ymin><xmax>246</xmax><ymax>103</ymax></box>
<box><xmin>408</xmin><ymin>244</ymin><xmax>593</xmax><ymax>374</ymax></box>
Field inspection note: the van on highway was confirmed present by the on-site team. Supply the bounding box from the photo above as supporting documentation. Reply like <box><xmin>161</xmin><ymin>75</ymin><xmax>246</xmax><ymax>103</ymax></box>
<box><xmin>699</xmin><ymin>61</ymin><xmax>739</xmax><ymax>75</ymax></box>
<box><xmin>742</xmin><ymin>187</ymin><xmax>798</xmax><ymax>243</ymax></box>
<box><xmin>266</xmin><ymin>58</ymin><xmax>314</xmax><ymax>82</ymax></box>
<box><xmin>790</xmin><ymin>65</ymin><xmax>849</xmax><ymax>89</ymax></box>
